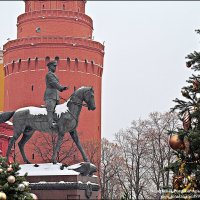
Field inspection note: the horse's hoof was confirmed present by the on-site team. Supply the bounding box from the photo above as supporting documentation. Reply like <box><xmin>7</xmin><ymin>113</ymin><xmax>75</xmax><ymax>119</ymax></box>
<box><xmin>25</xmin><ymin>160</ymin><xmax>31</xmax><ymax>164</ymax></box>
<box><xmin>52</xmin><ymin>160</ymin><xmax>57</xmax><ymax>164</ymax></box>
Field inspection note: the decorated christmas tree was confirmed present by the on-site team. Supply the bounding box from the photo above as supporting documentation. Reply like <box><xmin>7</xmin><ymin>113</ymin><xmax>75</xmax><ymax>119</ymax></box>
<box><xmin>0</xmin><ymin>156</ymin><xmax>37</xmax><ymax>200</ymax></box>
<box><xmin>165</xmin><ymin>30</ymin><xmax>200</xmax><ymax>199</ymax></box>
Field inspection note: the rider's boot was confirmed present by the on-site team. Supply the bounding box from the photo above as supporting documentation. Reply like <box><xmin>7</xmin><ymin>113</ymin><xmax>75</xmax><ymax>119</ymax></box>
<box><xmin>47</xmin><ymin>111</ymin><xmax>57</xmax><ymax>129</ymax></box>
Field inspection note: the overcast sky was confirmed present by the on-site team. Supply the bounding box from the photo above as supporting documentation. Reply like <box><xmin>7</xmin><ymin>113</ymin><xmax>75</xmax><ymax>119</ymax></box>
<box><xmin>0</xmin><ymin>1</ymin><xmax>200</xmax><ymax>140</ymax></box>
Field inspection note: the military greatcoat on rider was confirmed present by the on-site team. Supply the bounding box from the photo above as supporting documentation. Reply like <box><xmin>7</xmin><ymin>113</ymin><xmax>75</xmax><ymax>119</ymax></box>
<box><xmin>44</xmin><ymin>60</ymin><xmax>68</xmax><ymax>129</ymax></box>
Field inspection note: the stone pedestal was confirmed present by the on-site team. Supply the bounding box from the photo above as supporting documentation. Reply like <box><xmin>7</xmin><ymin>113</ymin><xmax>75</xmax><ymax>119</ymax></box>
<box><xmin>19</xmin><ymin>163</ymin><xmax>99</xmax><ymax>200</ymax></box>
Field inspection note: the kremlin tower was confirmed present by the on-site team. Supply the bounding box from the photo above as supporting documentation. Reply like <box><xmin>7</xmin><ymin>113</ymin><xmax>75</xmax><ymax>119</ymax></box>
<box><xmin>3</xmin><ymin>0</ymin><xmax>104</xmax><ymax>163</ymax></box>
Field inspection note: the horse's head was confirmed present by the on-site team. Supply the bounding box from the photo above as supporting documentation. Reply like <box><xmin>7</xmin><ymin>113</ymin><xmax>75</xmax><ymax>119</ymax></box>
<box><xmin>83</xmin><ymin>87</ymin><xmax>96</xmax><ymax>111</ymax></box>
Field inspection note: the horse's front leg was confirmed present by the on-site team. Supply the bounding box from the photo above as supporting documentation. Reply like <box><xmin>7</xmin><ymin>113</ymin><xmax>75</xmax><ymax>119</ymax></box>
<box><xmin>6</xmin><ymin>130</ymin><xmax>21</xmax><ymax>162</ymax></box>
<box><xmin>69</xmin><ymin>129</ymin><xmax>89</xmax><ymax>162</ymax></box>
<box><xmin>52</xmin><ymin>132</ymin><xmax>64</xmax><ymax>164</ymax></box>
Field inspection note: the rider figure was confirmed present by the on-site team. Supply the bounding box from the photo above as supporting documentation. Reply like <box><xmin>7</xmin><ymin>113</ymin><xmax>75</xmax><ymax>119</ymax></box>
<box><xmin>44</xmin><ymin>60</ymin><xmax>68</xmax><ymax>129</ymax></box>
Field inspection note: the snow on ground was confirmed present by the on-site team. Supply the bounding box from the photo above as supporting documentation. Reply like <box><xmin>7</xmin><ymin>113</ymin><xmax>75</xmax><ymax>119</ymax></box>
<box><xmin>19</xmin><ymin>163</ymin><xmax>79</xmax><ymax>176</ymax></box>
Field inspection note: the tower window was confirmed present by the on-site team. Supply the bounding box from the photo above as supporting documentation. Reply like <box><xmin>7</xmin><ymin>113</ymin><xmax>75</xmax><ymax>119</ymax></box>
<box><xmin>18</xmin><ymin>59</ymin><xmax>21</xmax><ymax>72</ymax></box>
<box><xmin>36</xmin><ymin>27</ymin><xmax>41</xmax><ymax>33</ymax></box>
<box><xmin>42</xmin><ymin>4</ymin><xmax>45</xmax><ymax>9</ymax></box>
<box><xmin>100</xmin><ymin>68</ymin><xmax>103</xmax><ymax>77</ymax></box>
<box><xmin>31</xmin><ymin>85</ymin><xmax>34</xmax><ymax>91</ymax></box>
<box><xmin>12</xmin><ymin>61</ymin><xmax>15</xmax><ymax>73</ymax></box>
<box><xmin>35</xmin><ymin>57</ymin><xmax>38</xmax><ymax>69</ymax></box>
<box><xmin>55</xmin><ymin>56</ymin><xmax>59</xmax><ymax>61</ymax></box>
<box><xmin>45</xmin><ymin>56</ymin><xmax>50</xmax><ymax>62</ymax></box>
<box><xmin>63</xmin><ymin>4</ymin><xmax>65</xmax><ymax>10</ymax></box>
<box><xmin>32</xmin><ymin>154</ymin><xmax>34</xmax><ymax>160</ymax></box>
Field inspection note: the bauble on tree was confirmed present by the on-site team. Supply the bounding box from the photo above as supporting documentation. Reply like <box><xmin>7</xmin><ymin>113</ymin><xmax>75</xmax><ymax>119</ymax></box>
<box><xmin>168</xmin><ymin>134</ymin><xmax>185</xmax><ymax>150</ymax></box>
<box><xmin>0</xmin><ymin>191</ymin><xmax>6</xmax><ymax>200</ymax></box>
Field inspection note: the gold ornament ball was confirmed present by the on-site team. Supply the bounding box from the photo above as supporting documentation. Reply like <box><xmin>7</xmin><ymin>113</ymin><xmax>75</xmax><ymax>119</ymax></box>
<box><xmin>168</xmin><ymin>134</ymin><xmax>185</xmax><ymax>150</ymax></box>
<box><xmin>0</xmin><ymin>191</ymin><xmax>6</xmax><ymax>200</ymax></box>
<box><xmin>7</xmin><ymin>175</ymin><xmax>15</xmax><ymax>184</ymax></box>
<box><xmin>30</xmin><ymin>193</ymin><xmax>38</xmax><ymax>200</ymax></box>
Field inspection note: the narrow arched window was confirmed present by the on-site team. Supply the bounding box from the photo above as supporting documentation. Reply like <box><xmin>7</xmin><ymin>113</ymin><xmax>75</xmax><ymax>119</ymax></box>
<box><xmin>18</xmin><ymin>59</ymin><xmax>21</xmax><ymax>72</ymax></box>
<box><xmin>12</xmin><ymin>61</ymin><xmax>15</xmax><ymax>73</ymax></box>
<box><xmin>45</xmin><ymin>56</ymin><xmax>50</xmax><ymax>63</ymax></box>
<box><xmin>55</xmin><ymin>56</ymin><xmax>59</xmax><ymax>61</ymax></box>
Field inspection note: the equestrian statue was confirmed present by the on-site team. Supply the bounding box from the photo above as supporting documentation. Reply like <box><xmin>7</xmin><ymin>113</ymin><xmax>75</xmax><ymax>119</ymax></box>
<box><xmin>3</xmin><ymin>86</ymin><xmax>95</xmax><ymax>165</ymax></box>
<box><xmin>1</xmin><ymin>61</ymin><xmax>96</xmax><ymax>168</ymax></box>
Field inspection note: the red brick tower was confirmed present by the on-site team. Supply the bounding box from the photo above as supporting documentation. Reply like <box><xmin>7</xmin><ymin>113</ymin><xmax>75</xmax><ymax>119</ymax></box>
<box><xmin>3</xmin><ymin>0</ymin><xmax>104</xmax><ymax>163</ymax></box>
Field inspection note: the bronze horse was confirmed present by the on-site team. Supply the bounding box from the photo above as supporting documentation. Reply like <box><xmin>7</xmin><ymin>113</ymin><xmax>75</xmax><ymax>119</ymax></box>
<box><xmin>3</xmin><ymin>86</ymin><xmax>96</xmax><ymax>164</ymax></box>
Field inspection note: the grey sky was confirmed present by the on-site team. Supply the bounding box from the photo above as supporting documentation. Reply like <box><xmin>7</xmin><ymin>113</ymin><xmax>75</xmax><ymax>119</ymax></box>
<box><xmin>0</xmin><ymin>1</ymin><xmax>200</xmax><ymax>140</ymax></box>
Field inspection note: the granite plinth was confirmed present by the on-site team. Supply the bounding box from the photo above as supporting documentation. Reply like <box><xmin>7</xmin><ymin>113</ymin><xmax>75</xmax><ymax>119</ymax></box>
<box><xmin>20</xmin><ymin>163</ymin><xmax>99</xmax><ymax>200</ymax></box>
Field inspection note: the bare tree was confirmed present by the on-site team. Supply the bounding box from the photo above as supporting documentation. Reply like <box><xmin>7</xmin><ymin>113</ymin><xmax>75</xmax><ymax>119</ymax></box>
<box><xmin>31</xmin><ymin>132</ymin><xmax>77</xmax><ymax>164</ymax></box>
<box><xmin>100</xmin><ymin>112</ymin><xmax>180</xmax><ymax>199</ymax></box>
<box><xmin>146</xmin><ymin>112</ymin><xmax>180</xmax><ymax>194</ymax></box>
<box><xmin>115</xmin><ymin>119</ymin><xmax>151</xmax><ymax>200</ymax></box>
<box><xmin>100</xmin><ymin>138</ymin><xmax>124</xmax><ymax>200</ymax></box>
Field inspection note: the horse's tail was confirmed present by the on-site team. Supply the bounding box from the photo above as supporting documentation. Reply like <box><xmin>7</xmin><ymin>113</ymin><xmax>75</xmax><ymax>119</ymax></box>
<box><xmin>0</xmin><ymin>111</ymin><xmax>15</xmax><ymax>123</ymax></box>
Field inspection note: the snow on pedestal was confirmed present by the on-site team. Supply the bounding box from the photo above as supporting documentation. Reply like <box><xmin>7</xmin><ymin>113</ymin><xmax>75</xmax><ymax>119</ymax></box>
<box><xmin>19</xmin><ymin>163</ymin><xmax>79</xmax><ymax>176</ymax></box>
<box><xmin>67</xmin><ymin>162</ymin><xmax>96</xmax><ymax>170</ymax></box>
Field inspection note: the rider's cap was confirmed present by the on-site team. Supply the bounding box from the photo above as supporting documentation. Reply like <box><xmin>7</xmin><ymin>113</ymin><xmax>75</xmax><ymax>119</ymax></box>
<box><xmin>47</xmin><ymin>61</ymin><xmax>57</xmax><ymax>67</ymax></box>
